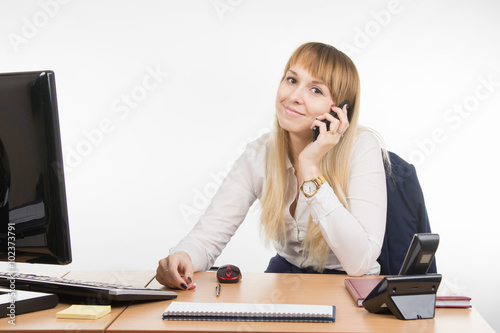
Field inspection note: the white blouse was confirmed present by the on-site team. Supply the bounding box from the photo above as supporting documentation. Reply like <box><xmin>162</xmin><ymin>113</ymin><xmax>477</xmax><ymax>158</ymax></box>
<box><xmin>170</xmin><ymin>130</ymin><xmax>387</xmax><ymax>276</ymax></box>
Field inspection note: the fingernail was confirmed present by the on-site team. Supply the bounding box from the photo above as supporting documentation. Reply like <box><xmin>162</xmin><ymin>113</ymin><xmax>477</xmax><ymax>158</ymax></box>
<box><xmin>181</xmin><ymin>283</ymin><xmax>188</xmax><ymax>289</ymax></box>
<box><xmin>187</xmin><ymin>277</ymin><xmax>192</xmax><ymax>283</ymax></box>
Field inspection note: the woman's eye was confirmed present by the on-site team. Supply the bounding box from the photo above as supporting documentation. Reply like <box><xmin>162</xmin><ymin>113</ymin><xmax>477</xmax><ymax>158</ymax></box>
<box><xmin>312</xmin><ymin>87</ymin><xmax>323</xmax><ymax>95</ymax></box>
<box><xmin>286</xmin><ymin>77</ymin><xmax>297</xmax><ymax>84</ymax></box>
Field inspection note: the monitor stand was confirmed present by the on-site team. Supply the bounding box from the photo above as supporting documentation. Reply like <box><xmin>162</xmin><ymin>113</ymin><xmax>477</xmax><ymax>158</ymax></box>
<box><xmin>0</xmin><ymin>287</ymin><xmax>58</xmax><ymax>318</ymax></box>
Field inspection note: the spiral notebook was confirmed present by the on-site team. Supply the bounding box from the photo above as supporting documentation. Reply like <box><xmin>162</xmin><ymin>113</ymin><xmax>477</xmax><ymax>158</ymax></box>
<box><xmin>162</xmin><ymin>301</ymin><xmax>335</xmax><ymax>323</ymax></box>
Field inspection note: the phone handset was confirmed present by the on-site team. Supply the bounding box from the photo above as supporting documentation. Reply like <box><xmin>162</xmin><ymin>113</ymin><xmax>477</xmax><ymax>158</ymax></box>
<box><xmin>312</xmin><ymin>100</ymin><xmax>351</xmax><ymax>142</ymax></box>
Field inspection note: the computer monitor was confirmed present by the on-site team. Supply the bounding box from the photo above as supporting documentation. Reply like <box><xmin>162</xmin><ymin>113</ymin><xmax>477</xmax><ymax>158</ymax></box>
<box><xmin>0</xmin><ymin>70</ymin><xmax>71</xmax><ymax>265</ymax></box>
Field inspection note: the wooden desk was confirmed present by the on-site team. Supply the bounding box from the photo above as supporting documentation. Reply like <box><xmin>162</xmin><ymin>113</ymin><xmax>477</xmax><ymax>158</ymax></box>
<box><xmin>0</xmin><ymin>270</ymin><xmax>155</xmax><ymax>333</ymax></box>
<box><xmin>108</xmin><ymin>272</ymin><xmax>495</xmax><ymax>333</ymax></box>
<box><xmin>0</xmin><ymin>271</ymin><xmax>494</xmax><ymax>332</ymax></box>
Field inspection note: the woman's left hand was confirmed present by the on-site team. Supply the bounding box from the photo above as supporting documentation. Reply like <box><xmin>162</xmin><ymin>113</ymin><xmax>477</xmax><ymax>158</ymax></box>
<box><xmin>298</xmin><ymin>104</ymin><xmax>350</xmax><ymax>180</ymax></box>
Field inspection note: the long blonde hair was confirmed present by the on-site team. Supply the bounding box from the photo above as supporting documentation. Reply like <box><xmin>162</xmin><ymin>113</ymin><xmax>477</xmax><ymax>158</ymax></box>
<box><xmin>260</xmin><ymin>42</ymin><xmax>361</xmax><ymax>271</ymax></box>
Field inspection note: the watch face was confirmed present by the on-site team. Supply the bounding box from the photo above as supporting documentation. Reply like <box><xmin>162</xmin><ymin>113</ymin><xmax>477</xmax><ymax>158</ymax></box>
<box><xmin>303</xmin><ymin>180</ymin><xmax>317</xmax><ymax>195</ymax></box>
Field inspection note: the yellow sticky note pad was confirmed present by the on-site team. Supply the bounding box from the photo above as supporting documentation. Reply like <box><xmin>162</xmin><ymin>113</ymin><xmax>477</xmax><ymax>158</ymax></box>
<box><xmin>56</xmin><ymin>305</ymin><xmax>111</xmax><ymax>320</ymax></box>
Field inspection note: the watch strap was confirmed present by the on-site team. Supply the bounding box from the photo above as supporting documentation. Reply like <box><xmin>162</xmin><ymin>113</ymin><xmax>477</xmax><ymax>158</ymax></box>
<box><xmin>314</xmin><ymin>175</ymin><xmax>327</xmax><ymax>188</ymax></box>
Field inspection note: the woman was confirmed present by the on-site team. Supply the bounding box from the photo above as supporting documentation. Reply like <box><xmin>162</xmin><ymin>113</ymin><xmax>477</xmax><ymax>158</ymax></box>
<box><xmin>156</xmin><ymin>42</ymin><xmax>387</xmax><ymax>290</ymax></box>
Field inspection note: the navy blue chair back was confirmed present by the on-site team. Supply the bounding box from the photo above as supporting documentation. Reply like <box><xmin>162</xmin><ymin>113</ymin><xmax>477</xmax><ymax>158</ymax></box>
<box><xmin>377</xmin><ymin>151</ymin><xmax>437</xmax><ymax>275</ymax></box>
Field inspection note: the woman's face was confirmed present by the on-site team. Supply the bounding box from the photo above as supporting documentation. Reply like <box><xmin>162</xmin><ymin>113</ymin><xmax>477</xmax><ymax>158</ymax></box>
<box><xmin>276</xmin><ymin>65</ymin><xmax>334</xmax><ymax>139</ymax></box>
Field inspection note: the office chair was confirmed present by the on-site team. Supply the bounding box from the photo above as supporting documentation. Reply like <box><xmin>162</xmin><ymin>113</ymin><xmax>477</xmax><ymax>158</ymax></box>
<box><xmin>377</xmin><ymin>151</ymin><xmax>437</xmax><ymax>275</ymax></box>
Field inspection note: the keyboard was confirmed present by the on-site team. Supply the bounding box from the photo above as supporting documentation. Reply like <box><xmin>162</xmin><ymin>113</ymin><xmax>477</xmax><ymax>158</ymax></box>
<box><xmin>0</xmin><ymin>272</ymin><xmax>177</xmax><ymax>302</ymax></box>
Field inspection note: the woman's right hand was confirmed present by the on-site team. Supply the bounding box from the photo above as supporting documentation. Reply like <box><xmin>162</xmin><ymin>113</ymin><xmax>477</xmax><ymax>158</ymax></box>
<box><xmin>156</xmin><ymin>252</ymin><xmax>196</xmax><ymax>290</ymax></box>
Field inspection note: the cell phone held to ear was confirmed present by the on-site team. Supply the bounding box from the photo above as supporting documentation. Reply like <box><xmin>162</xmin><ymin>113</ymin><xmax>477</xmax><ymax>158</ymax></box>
<box><xmin>312</xmin><ymin>100</ymin><xmax>350</xmax><ymax>142</ymax></box>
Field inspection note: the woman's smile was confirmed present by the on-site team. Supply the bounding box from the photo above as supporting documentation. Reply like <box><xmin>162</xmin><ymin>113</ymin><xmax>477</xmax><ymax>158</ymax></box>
<box><xmin>283</xmin><ymin>105</ymin><xmax>305</xmax><ymax>117</ymax></box>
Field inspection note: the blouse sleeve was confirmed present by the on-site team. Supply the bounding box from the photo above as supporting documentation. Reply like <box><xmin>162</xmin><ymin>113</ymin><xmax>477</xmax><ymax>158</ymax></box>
<box><xmin>169</xmin><ymin>136</ymin><xmax>267</xmax><ymax>272</ymax></box>
<box><xmin>305</xmin><ymin>131</ymin><xmax>387</xmax><ymax>276</ymax></box>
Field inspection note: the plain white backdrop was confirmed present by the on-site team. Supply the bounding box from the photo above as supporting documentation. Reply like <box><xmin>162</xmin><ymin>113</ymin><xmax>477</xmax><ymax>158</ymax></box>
<box><xmin>1</xmin><ymin>0</ymin><xmax>499</xmax><ymax>330</ymax></box>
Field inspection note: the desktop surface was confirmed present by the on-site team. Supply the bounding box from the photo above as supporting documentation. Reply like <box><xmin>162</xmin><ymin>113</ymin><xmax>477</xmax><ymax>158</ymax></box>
<box><xmin>108</xmin><ymin>272</ymin><xmax>493</xmax><ymax>333</ymax></box>
<box><xmin>0</xmin><ymin>271</ymin><xmax>494</xmax><ymax>333</ymax></box>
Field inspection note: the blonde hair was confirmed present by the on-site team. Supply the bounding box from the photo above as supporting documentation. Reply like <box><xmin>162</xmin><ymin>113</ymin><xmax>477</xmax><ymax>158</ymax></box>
<box><xmin>260</xmin><ymin>42</ymin><xmax>362</xmax><ymax>271</ymax></box>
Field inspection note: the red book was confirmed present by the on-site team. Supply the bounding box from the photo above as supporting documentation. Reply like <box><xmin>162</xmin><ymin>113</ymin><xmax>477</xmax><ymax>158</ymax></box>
<box><xmin>344</xmin><ymin>277</ymin><xmax>472</xmax><ymax>308</ymax></box>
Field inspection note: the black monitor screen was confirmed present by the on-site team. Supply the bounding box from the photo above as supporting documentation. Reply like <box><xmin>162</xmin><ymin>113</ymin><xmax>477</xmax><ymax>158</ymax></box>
<box><xmin>0</xmin><ymin>70</ymin><xmax>71</xmax><ymax>265</ymax></box>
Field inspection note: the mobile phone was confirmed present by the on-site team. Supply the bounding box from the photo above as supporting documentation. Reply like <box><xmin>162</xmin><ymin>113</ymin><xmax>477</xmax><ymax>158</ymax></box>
<box><xmin>312</xmin><ymin>100</ymin><xmax>350</xmax><ymax>141</ymax></box>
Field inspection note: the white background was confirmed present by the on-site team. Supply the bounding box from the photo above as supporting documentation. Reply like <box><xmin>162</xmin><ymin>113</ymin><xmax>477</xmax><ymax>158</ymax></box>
<box><xmin>1</xmin><ymin>0</ymin><xmax>499</xmax><ymax>330</ymax></box>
